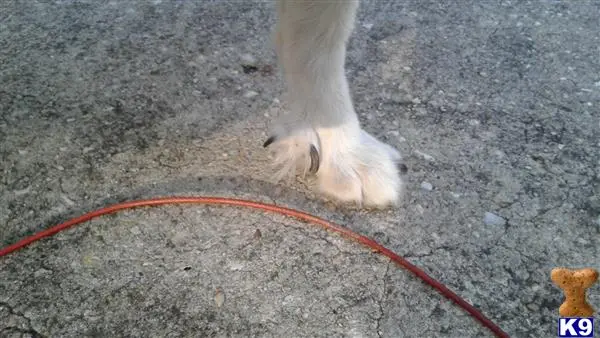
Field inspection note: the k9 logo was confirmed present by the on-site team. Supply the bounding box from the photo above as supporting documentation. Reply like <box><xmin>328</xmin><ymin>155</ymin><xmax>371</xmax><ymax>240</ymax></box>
<box><xmin>558</xmin><ymin>318</ymin><xmax>594</xmax><ymax>338</ymax></box>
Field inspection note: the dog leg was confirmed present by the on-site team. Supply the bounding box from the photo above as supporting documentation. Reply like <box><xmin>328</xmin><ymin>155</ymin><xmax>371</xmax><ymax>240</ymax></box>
<box><xmin>267</xmin><ymin>0</ymin><xmax>403</xmax><ymax>207</ymax></box>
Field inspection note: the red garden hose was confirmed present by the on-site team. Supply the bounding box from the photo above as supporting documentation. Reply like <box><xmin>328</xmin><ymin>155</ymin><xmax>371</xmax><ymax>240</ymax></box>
<box><xmin>0</xmin><ymin>196</ymin><xmax>509</xmax><ymax>337</ymax></box>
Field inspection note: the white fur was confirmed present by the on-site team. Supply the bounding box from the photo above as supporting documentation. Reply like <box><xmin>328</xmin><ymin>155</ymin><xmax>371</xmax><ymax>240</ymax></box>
<box><xmin>268</xmin><ymin>0</ymin><xmax>403</xmax><ymax>207</ymax></box>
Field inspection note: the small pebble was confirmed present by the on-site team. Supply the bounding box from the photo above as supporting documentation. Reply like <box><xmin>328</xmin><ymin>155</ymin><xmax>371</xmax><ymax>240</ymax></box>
<box><xmin>253</xmin><ymin>229</ymin><xmax>262</xmax><ymax>240</ymax></box>
<box><xmin>13</xmin><ymin>186</ymin><xmax>31</xmax><ymax>196</ymax></box>
<box><xmin>493</xmin><ymin>150</ymin><xmax>505</xmax><ymax>158</ymax></box>
<box><xmin>484</xmin><ymin>212</ymin><xmax>506</xmax><ymax>226</ymax></box>
<box><xmin>61</xmin><ymin>194</ymin><xmax>75</xmax><ymax>206</ymax></box>
<box><xmin>244</xmin><ymin>91</ymin><xmax>258</xmax><ymax>99</ymax></box>
<box><xmin>414</xmin><ymin>150</ymin><xmax>435</xmax><ymax>162</ymax></box>
<box><xmin>215</xmin><ymin>288</ymin><xmax>225</xmax><ymax>308</ymax></box>
<box><xmin>34</xmin><ymin>268</ymin><xmax>52</xmax><ymax>277</ymax></box>
<box><xmin>240</xmin><ymin>53</ymin><xmax>257</xmax><ymax>65</ymax></box>
<box><xmin>228</xmin><ymin>262</ymin><xmax>244</xmax><ymax>271</ymax></box>
<box><xmin>415</xmin><ymin>204</ymin><xmax>425</xmax><ymax>214</ymax></box>
<box><xmin>388</xmin><ymin>130</ymin><xmax>407</xmax><ymax>142</ymax></box>
<box><xmin>420</xmin><ymin>181</ymin><xmax>433</xmax><ymax>191</ymax></box>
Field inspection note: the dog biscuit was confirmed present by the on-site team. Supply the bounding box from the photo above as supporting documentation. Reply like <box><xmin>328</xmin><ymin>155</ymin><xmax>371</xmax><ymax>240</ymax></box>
<box><xmin>551</xmin><ymin>267</ymin><xmax>598</xmax><ymax>317</ymax></box>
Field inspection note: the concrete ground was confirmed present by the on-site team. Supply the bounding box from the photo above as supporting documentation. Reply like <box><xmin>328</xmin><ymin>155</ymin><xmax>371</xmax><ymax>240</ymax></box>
<box><xmin>1</xmin><ymin>0</ymin><xmax>598</xmax><ymax>337</ymax></box>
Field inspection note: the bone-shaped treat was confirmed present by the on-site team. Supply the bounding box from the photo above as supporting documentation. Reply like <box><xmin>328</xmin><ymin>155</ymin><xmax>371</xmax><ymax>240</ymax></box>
<box><xmin>551</xmin><ymin>267</ymin><xmax>598</xmax><ymax>317</ymax></box>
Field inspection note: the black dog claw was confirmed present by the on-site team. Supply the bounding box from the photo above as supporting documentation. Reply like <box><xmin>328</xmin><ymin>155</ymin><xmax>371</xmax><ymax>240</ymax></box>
<box><xmin>309</xmin><ymin>145</ymin><xmax>320</xmax><ymax>174</ymax></box>
<box><xmin>263</xmin><ymin>136</ymin><xmax>276</xmax><ymax>148</ymax></box>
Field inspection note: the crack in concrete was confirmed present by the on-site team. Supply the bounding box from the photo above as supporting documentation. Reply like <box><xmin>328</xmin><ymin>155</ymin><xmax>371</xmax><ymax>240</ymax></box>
<box><xmin>375</xmin><ymin>261</ymin><xmax>390</xmax><ymax>338</ymax></box>
<box><xmin>0</xmin><ymin>301</ymin><xmax>45</xmax><ymax>337</ymax></box>
<box><xmin>283</xmin><ymin>222</ymin><xmax>346</xmax><ymax>255</ymax></box>
<box><xmin>1</xmin><ymin>326</ymin><xmax>45</xmax><ymax>337</ymax></box>
<box><xmin>403</xmin><ymin>244</ymin><xmax>462</xmax><ymax>259</ymax></box>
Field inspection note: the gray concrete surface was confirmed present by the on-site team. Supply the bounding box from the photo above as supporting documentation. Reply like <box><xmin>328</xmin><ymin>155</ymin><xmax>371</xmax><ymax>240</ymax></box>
<box><xmin>1</xmin><ymin>0</ymin><xmax>599</xmax><ymax>337</ymax></box>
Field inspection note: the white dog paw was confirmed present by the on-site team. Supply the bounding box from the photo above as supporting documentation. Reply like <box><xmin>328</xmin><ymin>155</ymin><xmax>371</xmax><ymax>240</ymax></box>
<box><xmin>265</xmin><ymin>125</ymin><xmax>404</xmax><ymax>208</ymax></box>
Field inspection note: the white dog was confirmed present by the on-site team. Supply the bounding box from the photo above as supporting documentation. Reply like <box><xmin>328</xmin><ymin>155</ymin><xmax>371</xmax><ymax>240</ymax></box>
<box><xmin>265</xmin><ymin>0</ymin><xmax>403</xmax><ymax>208</ymax></box>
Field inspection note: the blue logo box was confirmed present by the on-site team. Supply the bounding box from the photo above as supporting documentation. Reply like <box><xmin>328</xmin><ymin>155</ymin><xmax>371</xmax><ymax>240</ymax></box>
<box><xmin>558</xmin><ymin>318</ymin><xmax>594</xmax><ymax>338</ymax></box>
